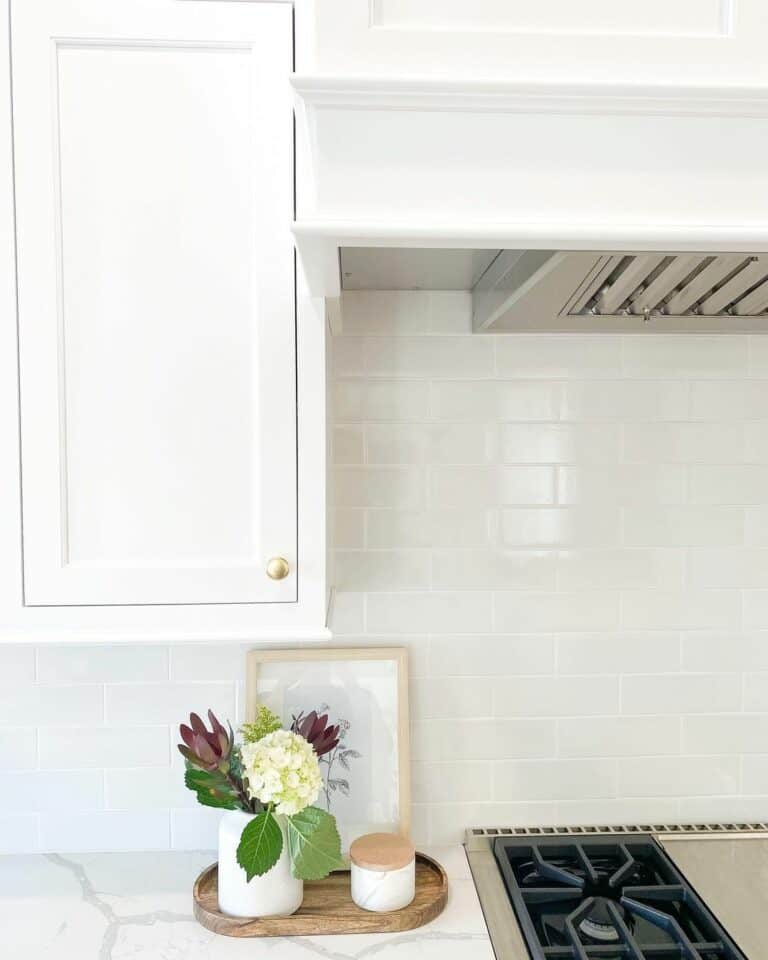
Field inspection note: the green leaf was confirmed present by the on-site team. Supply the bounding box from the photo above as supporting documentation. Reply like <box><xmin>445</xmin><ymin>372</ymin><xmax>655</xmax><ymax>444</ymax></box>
<box><xmin>236</xmin><ymin>811</ymin><xmax>283</xmax><ymax>882</ymax></box>
<box><xmin>183</xmin><ymin>765</ymin><xmax>240</xmax><ymax>811</ymax></box>
<box><xmin>286</xmin><ymin>807</ymin><xmax>346</xmax><ymax>881</ymax></box>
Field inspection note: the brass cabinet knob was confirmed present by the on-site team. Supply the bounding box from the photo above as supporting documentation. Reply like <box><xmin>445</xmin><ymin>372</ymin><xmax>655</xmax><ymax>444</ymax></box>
<box><xmin>266</xmin><ymin>556</ymin><xmax>290</xmax><ymax>580</ymax></box>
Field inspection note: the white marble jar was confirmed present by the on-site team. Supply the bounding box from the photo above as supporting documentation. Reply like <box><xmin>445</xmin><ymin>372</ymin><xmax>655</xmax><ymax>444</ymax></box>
<box><xmin>350</xmin><ymin>833</ymin><xmax>415</xmax><ymax>913</ymax></box>
<box><xmin>217</xmin><ymin>810</ymin><xmax>303</xmax><ymax>919</ymax></box>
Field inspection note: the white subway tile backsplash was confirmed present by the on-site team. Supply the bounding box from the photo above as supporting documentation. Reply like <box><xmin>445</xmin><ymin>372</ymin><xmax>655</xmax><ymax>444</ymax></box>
<box><xmin>0</xmin><ymin>815</ymin><xmax>39</xmax><ymax>853</ymax></box>
<box><xmin>560</xmin><ymin>381</ymin><xmax>688</xmax><ymax>422</ymax></box>
<box><xmin>0</xmin><ymin>646</ymin><xmax>35</xmax><ymax>683</ymax></box>
<box><xmin>493</xmin><ymin>676</ymin><xmax>619</xmax><ymax>717</ymax></box>
<box><xmin>622</xmin><ymin>423</ymin><xmax>745</xmax><ymax>464</ymax></box>
<box><xmin>170</xmin><ymin>808</ymin><xmax>221</xmax><ymax>850</ymax></box>
<box><xmin>334</xmin><ymin>466</ymin><xmax>425</xmax><ymax>508</ymax></box>
<box><xmin>0</xmin><ymin>685</ymin><xmax>103</xmax><ymax>726</ymax></box>
<box><xmin>105</xmin><ymin>768</ymin><xmax>194</xmax><ymax>810</ymax></box>
<box><xmin>332</xmin><ymin>425</ymin><xmax>365</xmax><ymax>464</ymax></box>
<box><xmin>366</xmin><ymin>591</ymin><xmax>492</xmax><ymax>634</ymax></box>
<box><xmin>411</xmin><ymin>677</ymin><xmax>493</xmax><ymax>720</ymax></box>
<box><xmin>559</xmin><ymin>465</ymin><xmax>687</xmax><ymax>505</ymax></box>
<box><xmin>413</xmin><ymin>761</ymin><xmax>492</xmax><ymax>802</ymax></box>
<box><xmin>622</xmin><ymin>336</ymin><xmax>748</xmax><ymax>379</ymax></box>
<box><xmin>501</xmin><ymin>424</ymin><xmax>621</xmax><ymax>464</ymax></box>
<box><xmin>494</xmin><ymin>759</ymin><xmax>617</xmax><ymax>802</ymax></box>
<box><xmin>432</xmin><ymin>549</ymin><xmax>555</xmax><ymax>591</ymax></box>
<box><xmin>621</xmin><ymin>674</ymin><xmax>742</xmax><ymax>714</ymax></box>
<box><xmin>741</xmin><ymin>756</ymin><xmax>768</xmax><ymax>795</ymax></box>
<box><xmin>682</xmin><ymin>633</ymin><xmax>768</xmax><ymax>672</ymax></box>
<box><xmin>429</xmin><ymin>635</ymin><xmax>554</xmax><ymax>677</ymax></box>
<box><xmin>430</xmin><ymin>465</ymin><xmax>554</xmax><ymax>506</ymax></box>
<box><xmin>333</xmin><ymin>381</ymin><xmax>429</xmax><ymax>421</ymax></box>
<box><xmin>743</xmin><ymin>673</ymin><xmax>768</xmax><ymax>711</ymax></box>
<box><xmin>36</xmin><ymin>645</ymin><xmax>168</xmax><ymax>684</ymax></box>
<box><xmin>557</xmin><ymin>550</ymin><xmax>683</xmax><ymax>591</ymax></box>
<box><xmin>683</xmin><ymin>715</ymin><xmax>768</xmax><ymax>755</ymax></box>
<box><xmin>556</xmin><ymin>633</ymin><xmax>680</xmax><ymax>675</ymax></box>
<box><xmin>40</xmin><ymin>727</ymin><xmax>169</xmax><ymax>770</ymax></box>
<box><xmin>366</xmin><ymin>423</ymin><xmax>491</xmax><ymax>464</ymax></box>
<box><xmin>39</xmin><ymin>812</ymin><xmax>170</xmax><ymax>852</ymax></box>
<box><xmin>363</xmin><ymin>336</ymin><xmax>495</xmax><ymax>379</ymax></box>
<box><xmin>500</xmin><ymin>507</ymin><xmax>621</xmax><ymax>548</ymax></box>
<box><xmin>0</xmin><ymin>771</ymin><xmax>103</xmax><ymax>812</ymax></box>
<box><xmin>621</xmin><ymin>591</ymin><xmax>741</xmax><ymax>631</ymax></box>
<box><xmin>690</xmin><ymin>465</ymin><xmax>768</xmax><ymax>505</ymax></box>
<box><xmin>496</xmin><ymin>336</ymin><xmax>623</xmax><ymax>379</ymax></box>
<box><xmin>689</xmin><ymin>380</ymin><xmax>768</xmax><ymax>421</ymax></box>
<box><xmin>624</xmin><ymin>506</ymin><xmax>744</xmax><ymax>547</ymax></box>
<box><xmin>495</xmin><ymin>591</ymin><xmax>621</xmax><ymax>633</ymax></box>
<box><xmin>618</xmin><ymin>756</ymin><xmax>739</xmax><ymax>798</ymax></box>
<box><xmin>334</xmin><ymin>550</ymin><xmax>431</xmax><ymax>591</ymax></box>
<box><xmin>558</xmin><ymin>716</ymin><xmax>680</xmax><ymax>758</ymax></box>
<box><xmin>367</xmin><ymin>509</ymin><xmax>489</xmax><ymax>548</ymax></box>
<box><xmin>105</xmin><ymin>683</ymin><xmax>235</xmax><ymax>726</ymax></box>
<box><xmin>0</xmin><ymin>729</ymin><xmax>37</xmax><ymax>770</ymax></box>
<box><xmin>430</xmin><ymin>380</ymin><xmax>558</xmax><ymax>421</ymax></box>
<box><xmin>331</xmin><ymin>510</ymin><xmax>366</xmax><ymax>548</ymax></box>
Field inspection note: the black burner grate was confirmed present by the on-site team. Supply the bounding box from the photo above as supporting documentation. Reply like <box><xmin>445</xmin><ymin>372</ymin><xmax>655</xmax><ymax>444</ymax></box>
<box><xmin>493</xmin><ymin>834</ymin><xmax>748</xmax><ymax>960</ymax></box>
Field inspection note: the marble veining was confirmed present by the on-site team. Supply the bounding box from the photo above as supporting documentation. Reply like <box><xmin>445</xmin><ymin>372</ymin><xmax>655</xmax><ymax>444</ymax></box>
<box><xmin>0</xmin><ymin>846</ymin><xmax>494</xmax><ymax>960</ymax></box>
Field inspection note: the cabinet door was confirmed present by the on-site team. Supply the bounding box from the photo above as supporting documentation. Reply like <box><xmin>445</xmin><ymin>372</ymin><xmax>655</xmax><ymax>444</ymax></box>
<box><xmin>12</xmin><ymin>0</ymin><xmax>296</xmax><ymax>605</ymax></box>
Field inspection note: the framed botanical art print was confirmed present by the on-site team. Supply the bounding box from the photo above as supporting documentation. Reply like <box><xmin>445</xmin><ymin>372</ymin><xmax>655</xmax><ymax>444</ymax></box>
<box><xmin>245</xmin><ymin>647</ymin><xmax>410</xmax><ymax>854</ymax></box>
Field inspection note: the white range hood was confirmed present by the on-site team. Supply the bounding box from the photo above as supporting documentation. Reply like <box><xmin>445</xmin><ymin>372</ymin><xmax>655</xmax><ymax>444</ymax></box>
<box><xmin>291</xmin><ymin>74</ymin><xmax>768</xmax><ymax>331</ymax></box>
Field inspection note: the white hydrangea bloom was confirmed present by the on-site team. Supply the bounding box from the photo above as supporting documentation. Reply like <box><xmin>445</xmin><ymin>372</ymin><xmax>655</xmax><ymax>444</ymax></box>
<box><xmin>241</xmin><ymin>729</ymin><xmax>322</xmax><ymax>816</ymax></box>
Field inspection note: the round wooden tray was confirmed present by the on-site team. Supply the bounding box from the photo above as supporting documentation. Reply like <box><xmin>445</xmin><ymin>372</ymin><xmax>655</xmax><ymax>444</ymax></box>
<box><xmin>193</xmin><ymin>853</ymin><xmax>448</xmax><ymax>937</ymax></box>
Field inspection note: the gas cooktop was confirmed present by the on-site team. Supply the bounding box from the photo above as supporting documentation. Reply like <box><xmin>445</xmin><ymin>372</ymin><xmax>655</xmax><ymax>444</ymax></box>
<box><xmin>492</xmin><ymin>834</ymin><xmax>747</xmax><ymax>960</ymax></box>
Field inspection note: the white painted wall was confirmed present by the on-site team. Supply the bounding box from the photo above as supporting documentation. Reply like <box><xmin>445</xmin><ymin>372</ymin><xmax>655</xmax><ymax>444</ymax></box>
<box><xmin>3</xmin><ymin>290</ymin><xmax>768</xmax><ymax>852</ymax></box>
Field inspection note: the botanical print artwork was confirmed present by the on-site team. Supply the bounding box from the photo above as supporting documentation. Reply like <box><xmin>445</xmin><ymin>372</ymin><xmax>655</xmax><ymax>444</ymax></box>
<box><xmin>292</xmin><ymin>705</ymin><xmax>362</xmax><ymax>813</ymax></box>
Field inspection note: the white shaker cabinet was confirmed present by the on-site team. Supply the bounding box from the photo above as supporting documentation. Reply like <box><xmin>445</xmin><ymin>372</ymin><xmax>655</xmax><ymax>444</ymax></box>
<box><xmin>1</xmin><ymin>0</ymin><xmax>328</xmax><ymax>639</ymax></box>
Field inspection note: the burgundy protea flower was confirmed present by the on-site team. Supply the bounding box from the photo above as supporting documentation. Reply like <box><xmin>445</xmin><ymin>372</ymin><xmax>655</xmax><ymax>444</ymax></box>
<box><xmin>291</xmin><ymin>710</ymin><xmax>340</xmax><ymax>757</ymax></box>
<box><xmin>178</xmin><ymin>710</ymin><xmax>232</xmax><ymax>772</ymax></box>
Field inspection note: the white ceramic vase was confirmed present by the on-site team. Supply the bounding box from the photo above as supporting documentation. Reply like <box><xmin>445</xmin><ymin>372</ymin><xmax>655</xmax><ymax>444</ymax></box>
<box><xmin>217</xmin><ymin>809</ymin><xmax>303</xmax><ymax>918</ymax></box>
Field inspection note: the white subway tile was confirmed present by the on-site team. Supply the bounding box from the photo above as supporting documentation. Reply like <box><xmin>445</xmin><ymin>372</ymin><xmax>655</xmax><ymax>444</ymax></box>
<box><xmin>689</xmin><ymin>548</ymin><xmax>768</xmax><ymax>588</ymax></box>
<box><xmin>333</xmin><ymin>550</ymin><xmax>431</xmax><ymax>591</ymax></box>
<box><xmin>331</xmin><ymin>337</ymin><xmax>366</xmax><ymax>377</ymax></box>
<box><xmin>621</xmin><ymin>674</ymin><xmax>741</xmax><ymax>714</ymax></box>
<box><xmin>105</xmin><ymin>683</ymin><xmax>235</xmax><ymax>725</ymax></box>
<box><xmin>413</xmin><ymin>761</ymin><xmax>492</xmax><ymax>802</ymax></box>
<box><xmin>366</xmin><ymin>423</ymin><xmax>491</xmax><ymax>464</ymax></box>
<box><xmin>557</xmin><ymin>633</ymin><xmax>680</xmax><ymax>675</ymax></box>
<box><xmin>429</xmin><ymin>802</ymin><xmax>557</xmax><ymax>844</ymax></box>
<box><xmin>623</xmin><ymin>336</ymin><xmax>747</xmax><ymax>379</ymax></box>
<box><xmin>558</xmin><ymin>716</ymin><xmax>680</xmax><ymax>758</ymax></box>
<box><xmin>0</xmin><ymin>646</ymin><xmax>35</xmax><ymax>683</ymax></box>
<box><xmin>748</xmin><ymin>335</ymin><xmax>768</xmax><ymax>375</ymax></box>
<box><xmin>557</xmin><ymin>550</ymin><xmax>683</xmax><ymax>591</ymax></box>
<box><xmin>682</xmin><ymin>633</ymin><xmax>768</xmax><ymax>672</ymax></box>
<box><xmin>0</xmin><ymin>772</ymin><xmax>103</xmax><ymax>812</ymax></box>
<box><xmin>624</xmin><ymin>506</ymin><xmax>744</xmax><ymax>547</ymax></box>
<box><xmin>496</xmin><ymin>336</ymin><xmax>622</xmax><ymax>379</ymax></box>
<box><xmin>333</xmin><ymin>467</ymin><xmax>425</xmax><ymax>508</ymax></box>
<box><xmin>170</xmin><ymin>808</ymin><xmax>220</xmax><ymax>850</ymax></box>
<box><xmin>690</xmin><ymin>466</ymin><xmax>768</xmax><ymax>505</ymax></box>
<box><xmin>621</xmin><ymin>591</ymin><xmax>740</xmax><ymax>630</ymax></box>
<box><xmin>332</xmin><ymin>381</ymin><xmax>429</xmax><ymax>420</ymax></box>
<box><xmin>430</xmin><ymin>381</ymin><xmax>558</xmax><ymax>421</ymax></box>
<box><xmin>742</xmin><ymin>591</ymin><xmax>768</xmax><ymax>629</ymax></box>
<box><xmin>0</xmin><ymin>815</ymin><xmax>39</xmax><ymax>853</ymax></box>
<box><xmin>744</xmin><ymin>673</ymin><xmax>768</xmax><ymax>711</ymax></box>
<box><xmin>0</xmin><ymin>728</ymin><xmax>37</xmax><ymax>770</ymax></box>
<box><xmin>683</xmin><ymin>715</ymin><xmax>768</xmax><ymax>755</ymax></box>
<box><xmin>36</xmin><ymin>646</ymin><xmax>168</xmax><ymax>683</ymax></box>
<box><xmin>40</xmin><ymin>727</ymin><xmax>168</xmax><ymax>769</ymax></box>
<box><xmin>618</xmin><ymin>756</ymin><xmax>739</xmax><ymax>798</ymax></box>
<box><xmin>363</xmin><ymin>337</ymin><xmax>495</xmax><ymax>379</ymax></box>
<box><xmin>327</xmin><ymin>592</ymin><xmax>365</xmax><ymax>635</ymax></box>
<box><xmin>494</xmin><ymin>591</ymin><xmax>621</xmax><ymax>632</ymax></box>
<box><xmin>744</xmin><ymin>423</ymin><xmax>768</xmax><ymax>463</ymax></box>
<box><xmin>411</xmin><ymin>678</ymin><xmax>494</xmax><ymax>720</ymax></box>
<box><xmin>39</xmin><ymin>812</ymin><xmax>169</xmax><ymax>852</ymax></box>
<box><xmin>413</xmin><ymin>718</ymin><xmax>556</xmax><ymax>761</ymax></box>
<box><xmin>623</xmin><ymin>423</ymin><xmax>745</xmax><ymax>464</ymax></box>
<box><xmin>332</xmin><ymin>425</ymin><xmax>364</xmax><ymax>464</ymax></box>
<box><xmin>559</xmin><ymin>465</ymin><xmax>687</xmax><ymax>505</ymax></box>
<box><xmin>500</xmin><ymin>507</ymin><xmax>621</xmax><ymax>547</ymax></box>
<box><xmin>493</xmin><ymin>676</ymin><xmax>619</xmax><ymax>717</ymax></box>
<box><xmin>106</xmin><ymin>769</ymin><xmax>193</xmax><ymax>810</ymax></box>
<box><xmin>560</xmin><ymin>381</ymin><xmax>687</xmax><ymax>422</ymax></box>
<box><xmin>366</xmin><ymin>509</ymin><xmax>489</xmax><ymax>548</ymax></box>
<box><xmin>431</xmin><ymin>550</ymin><xmax>556</xmax><ymax>591</ymax></box>
<box><xmin>494</xmin><ymin>759</ymin><xmax>617</xmax><ymax>801</ymax></box>
<box><xmin>502</xmin><ymin>424</ymin><xmax>620</xmax><ymax>464</ymax></box>
<box><xmin>430</xmin><ymin>465</ymin><xmax>554</xmax><ymax>507</ymax></box>
<box><xmin>556</xmin><ymin>797</ymin><xmax>680</xmax><ymax>826</ymax></box>
<box><xmin>678</xmin><ymin>796</ymin><xmax>768</xmax><ymax>822</ymax></box>
<box><xmin>331</xmin><ymin>510</ymin><xmax>365</xmax><ymax>548</ymax></box>
<box><xmin>745</xmin><ymin>506</ymin><xmax>768</xmax><ymax>545</ymax></box>
<box><xmin>366</xmin><ymin>591</ymin><xmax>493</xmax><ymax>634</ymax></box>
<box><xmin>429</xmin><ymin>635</ymin><xmax>554</xmax><ymax>677</ymax></box>
<box><xmin>690</xmin><ymin>381</ymin><xmax>768</xmax><ymax>421</ymax></box>
<box><xmin>742</xmin><ymin>756</ymin><xmax>768</xmax><ymax>795</ymax></box>
<box><xmin>0</xmin><ymin>685</ymin><xmax>103</xmax><ymax>726</ymax></box>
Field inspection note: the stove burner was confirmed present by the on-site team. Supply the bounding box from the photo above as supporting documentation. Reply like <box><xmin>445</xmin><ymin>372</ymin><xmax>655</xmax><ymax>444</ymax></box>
<box><xmin>493</xmin><ymin>834</ymin><xmax>747</xmax><ymax>960</ymax></box>
<box><xmin>578</xmin><ymin>899</ymin><xmax>620</xmax><ymax>943</ymax></box>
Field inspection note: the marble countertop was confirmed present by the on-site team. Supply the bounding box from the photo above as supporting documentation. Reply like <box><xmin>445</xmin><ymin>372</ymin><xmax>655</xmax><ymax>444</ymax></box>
<box><xmin>0</xmin><ymin>846</ymin><xmax>495</xmax><ymax>960</ymax></box>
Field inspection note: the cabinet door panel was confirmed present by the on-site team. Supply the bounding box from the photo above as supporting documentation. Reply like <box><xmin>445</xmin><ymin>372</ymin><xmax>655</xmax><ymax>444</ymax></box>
<box><xmin>13</xmin><ymin>1</ymin><xmax>296</xmax><ymax>605</ymax></box>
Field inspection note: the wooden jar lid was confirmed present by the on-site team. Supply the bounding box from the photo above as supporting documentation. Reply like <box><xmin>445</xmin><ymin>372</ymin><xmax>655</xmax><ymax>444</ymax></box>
<box><xmin>350</xmin><ymin>833</ymin><xmax>415</xmax><ymax>872</ymax></box>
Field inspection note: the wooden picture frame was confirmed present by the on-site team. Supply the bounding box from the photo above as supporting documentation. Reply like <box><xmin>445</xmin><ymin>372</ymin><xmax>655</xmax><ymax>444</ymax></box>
<box><xmin>246</xmin><ymin>647</ymin><xmax>410</xmax><ymax>850</ymax></box>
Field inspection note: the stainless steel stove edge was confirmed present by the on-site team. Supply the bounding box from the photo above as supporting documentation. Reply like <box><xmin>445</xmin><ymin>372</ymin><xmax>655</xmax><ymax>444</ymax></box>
<box><xmin>463</xmin><ymin>822</ymin><xmax>768</xmax><ymax>960</ymax></box>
